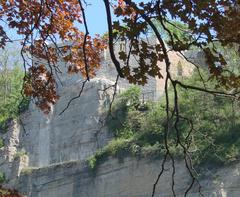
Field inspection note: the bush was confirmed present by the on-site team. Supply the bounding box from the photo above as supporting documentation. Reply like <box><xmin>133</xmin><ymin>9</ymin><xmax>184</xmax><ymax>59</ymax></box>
<box><xmin>0</xmin><ymin>121</ymin><xmax>8</xmax><ymax>133</ymax></box>
<box><xmin>88</xmin><ymin>155</ymin><xmax>97</xmax><ymax>169</ymax></box>
<box><xmin>18</xmin><ymin>97</ymin><xmax>30</xmax><ymax>113</ymax></box>
<box><xmin>91</xmin><ymin>70</ymin><xmax>240</xmax><ymax>170</ymax></box>
<box><xmin>107</xmin><ymin>86</ymin><xmax>141</xmax><ymax>136</ymax></box>
<box><xmin>0</xmin><ymin>172</ymin><xmax>5</xmax><ymax>184</ymax></box>
<box><xmin>14</xmin><ymin>150</ymin><xmax>26</xmax><ymax>159</ymax></box>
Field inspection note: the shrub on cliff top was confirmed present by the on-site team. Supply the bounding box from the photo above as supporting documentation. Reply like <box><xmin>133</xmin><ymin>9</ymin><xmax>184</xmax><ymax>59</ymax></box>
<box><xmin>89</xmin><ymin>70</ymin><xmax>240</xmax><ymax>170</ymax></box>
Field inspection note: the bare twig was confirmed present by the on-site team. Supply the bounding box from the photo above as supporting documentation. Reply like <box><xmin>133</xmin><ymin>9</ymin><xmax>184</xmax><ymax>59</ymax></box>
<box><xmin>59</xmin><ymin>79</ymin><xmax>88</xmax><ymax>115</ymax></box>
<box><xmin>78</xmin><ymin>0</ymin><xmax>90</xmax><ymax>81</ymax></box>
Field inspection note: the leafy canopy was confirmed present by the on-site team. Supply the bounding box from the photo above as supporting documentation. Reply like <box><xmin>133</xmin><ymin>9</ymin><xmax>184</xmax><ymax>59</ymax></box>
<box><xmin>0</xmin><ymin>1</ymin><xmax>239</xmax><ymax>112</ymax></box>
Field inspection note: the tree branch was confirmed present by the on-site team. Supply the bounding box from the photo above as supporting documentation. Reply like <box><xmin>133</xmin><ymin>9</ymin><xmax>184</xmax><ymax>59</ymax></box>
<box><xmin>103</xmin><ymin>0</ymin><xmax>124</xmax><ymax>78</ymax></box>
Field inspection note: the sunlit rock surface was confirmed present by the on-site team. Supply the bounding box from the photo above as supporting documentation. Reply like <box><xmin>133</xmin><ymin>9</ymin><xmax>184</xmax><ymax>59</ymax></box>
<box><xmin>2</xmin><ymin>47</ymin><xmax>238</xmax><ymax>197</ymax></box>
<box><xmin>20</xmin><ymin>77</ymin><xmax>115</xmax><ymax>167</ymax></box>
<box><xmin>17</xmin><ymin>158</ymin><xmax>240</xmax><ymax>197</ymax></box>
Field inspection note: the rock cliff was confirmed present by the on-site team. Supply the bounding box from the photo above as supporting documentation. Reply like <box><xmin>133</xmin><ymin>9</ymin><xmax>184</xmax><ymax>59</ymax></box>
<box><xmin>16</xmin><ymin>158</ymin><xmax>240</xmax><ymax>197</ymax></box>
<box><xmin>1</xmin><ymin>48</ymin><xmax>239</xmax><ymax>197</ymax></box>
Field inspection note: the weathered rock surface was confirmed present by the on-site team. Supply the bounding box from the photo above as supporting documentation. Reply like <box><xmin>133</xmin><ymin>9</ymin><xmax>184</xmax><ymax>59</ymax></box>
<box><xmin>0</xmin><ymin>120</ymin><xmax>29</xmax><ymax>187</ymax></box>
<box><xmin>20</xmin><ymin>77</ymin><xmax>115</xmax><ymax>167</ymax></box>
<box><xmin>16</xmin><ymin>157</ymin><xmax>240</xmax><ymax>197</ymax></box>
<box><xmin>1</xmin><ymin>46</ymin><xmax>239</xmax><ymax>196</ymax></box>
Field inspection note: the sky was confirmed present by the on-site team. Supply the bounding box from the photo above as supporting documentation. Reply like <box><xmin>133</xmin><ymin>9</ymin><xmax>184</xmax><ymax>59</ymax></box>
<box><xmin>85</xmin><ymin>2</ymin><xmax>109</xmax><ymax>35</ymax></box>
<box><xmin>5</xmin><ymin>1</ymin><xmax>110</xmax><ymax>40</ymax></box>
<box><xmin>84</xmin><ymin>0</ymin><xmax>146</xmax><ymax>35</ymax></box>
<box><xmin>4</xmin><ymin>1</ymin><xmax>147</xmax><ymax>42</ymax></box>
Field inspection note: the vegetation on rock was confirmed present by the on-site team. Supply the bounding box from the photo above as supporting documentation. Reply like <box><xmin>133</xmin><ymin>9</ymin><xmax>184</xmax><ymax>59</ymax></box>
<box><xmin>0</xmin><ymin>186</ymin><xmax>22</xmax><ymax>197</ymax></box>
<box><xmin>14</xmin><ymin>150</ymin><xmax>27</xmax><ymax>159</ymax></box>
<box><xmin>0</xmin><ymin>50</ymin><xmax>29</xmax><ymax>133</ymax></box>
<box><xmin>0</xmin><ymin>138</ymin><xmax>4</xmax><ymax>149</ymax></box>
<box><xmin>89</xmin><ymin>70</ymin><xmax>240</xmax><ymax>170</ymax></box>
<box><xmin>0</xmin><ymin>171</ymin><xmax>5</xmax><ymax>184</ymax></box>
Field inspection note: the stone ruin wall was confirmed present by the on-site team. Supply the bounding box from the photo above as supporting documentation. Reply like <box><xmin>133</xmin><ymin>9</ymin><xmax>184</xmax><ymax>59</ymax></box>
<box><xmin>98</xmin><ymin>38</ymin><xmax>195</xmax><ymax>100</ymax></box>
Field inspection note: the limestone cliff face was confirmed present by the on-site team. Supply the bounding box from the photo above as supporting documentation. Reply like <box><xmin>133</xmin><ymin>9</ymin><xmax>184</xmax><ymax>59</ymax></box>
<box><xmin>16</xmin><ymin>158</ymin><xmax>240</xmax><ymax>197</ymax></box>
<box><xmin>0</xmin><ymin>120</ymin><xmax>28</xmax><ymax>186</ymax></box>
<box><xmin>1</xmin><ymin>48</ymin><xmax>239</xmax><ymax>197</ymax></box>
<box><xmin>20</xmin><ymin>78</ymin><xmax>115</xmax><ymax>167</ymax></box>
